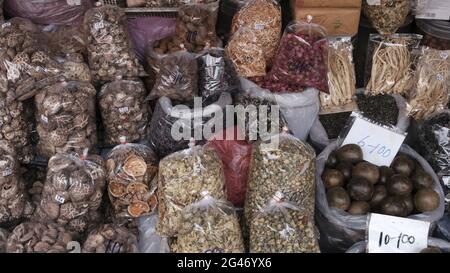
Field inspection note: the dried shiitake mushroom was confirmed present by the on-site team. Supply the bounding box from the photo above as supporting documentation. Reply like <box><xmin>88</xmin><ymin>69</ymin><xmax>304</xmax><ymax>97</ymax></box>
<box><xmin>99</xmin><ymin>79</ymin><xmax>151</xmax><ymax>146</ymax></box>
<box><xmin>34</xmin><ymin>153</ymin><xmax>106</xmax><ymax>234</ymax></box>
<box><xmin>82</xmin><ymin>224</ymin><xmax>139</xmax><ymax>253</ymax></box>
<box><xmin>106</xmin><ymin>140</ymin><xmax>158</xmax><ymax>223</ymax></box>
<box><xmin>6</xmin><ymin>221</ymin><xmax>75</xmax><ymax>253</ymax></box>
<box><xmin>34</xmin><ymin>80</ymin><xmax>97</xmax><ymax>159</ymax></box>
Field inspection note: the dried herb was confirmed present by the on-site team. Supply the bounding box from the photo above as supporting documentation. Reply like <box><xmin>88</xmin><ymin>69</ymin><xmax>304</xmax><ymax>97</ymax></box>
<box><xmin>82</xmin><ymin>224</ymin><xmax>139</xmax><ymax>253</ymax></box>
<box><xmin>356</xmin><ymin>93</ymin><xmax>399</xmax><ymax>126</ymax></box>
<box><xmin>362</xmin><ymin>0</ymin><xmax>411</xmax><ymax>35</ymax></box>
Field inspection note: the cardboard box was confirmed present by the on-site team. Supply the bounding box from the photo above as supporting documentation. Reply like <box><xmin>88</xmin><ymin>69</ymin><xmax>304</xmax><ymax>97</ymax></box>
<box><xmin>291</xmin><ymin>7</ymin><xmax>361</xmax><ymax>36</ymax></box>
<box><xmin>292</xmin><ymin>0</ymin><xmax>361</xmax><ymax>8</ymax></box>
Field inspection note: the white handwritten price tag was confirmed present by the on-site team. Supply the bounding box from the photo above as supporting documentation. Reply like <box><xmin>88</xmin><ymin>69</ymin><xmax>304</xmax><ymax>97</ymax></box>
<box><xmin>341</xmin><ymin>114</ymin><xmax>406</xmax><ymax>166</ymax></box>
<box><xmin>366</xmin><ymin>0</ymin><xmax>381</xmax><ymax>5</ymax></box>
<box><xmin>367</xmin><ymin>213</ymin><xmax>430</xmax><ymax>253</ymax></box>
<box><xmin>55</xmin><ymin>195</ymin><xmax>65</xmax><ymax>204</ymax></box>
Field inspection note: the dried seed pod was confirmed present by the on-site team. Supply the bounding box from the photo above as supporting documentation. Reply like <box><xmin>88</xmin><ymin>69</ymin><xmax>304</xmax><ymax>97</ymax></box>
<box><xmin>157</xmin><ymin>145</ymin><xmax>226</xmax><ymax>237</ymax></box>
<box><xmin>6</xmin><ymin>221</ymin><xmax>75</xmax><ymax>253</ymax></box>
<box><xmin>230</xmin><ymin>0</ymin><xmax>282</xmax><ymax>67</ymax></box>
<box><xmin>99</xmin><ymin>79</ymin><xmax>151</xmax><ymax>146</ymax></box>
<box><xmin>250</xmin><ymin>192</ymin><xmax>320</xmax><ymax>253</ymax></box>
<box><xmin>35</xmin><ymin>81</ymin><xmax>97</xmax><ymax>159</ymax></box>
<box><xmin>244</xmin><ymin>133</ymin><xmax>316</xmax><ymax>240</ymax></box>
<box><xmin>84</xmin><ymin>5</ymin><xmax>145</xmax><ymax>84</ymax></box>
<box><xmin>106</xmin><ymin>140</ymin><xmax>158</xmax><ymax>223</ymax></box>
<box><xmin>0</xmin><ymin>140</ymin><xmax>32</xmax><ymax>228</ymax></box>
<box><xmin>177</xmin><ymin>192</ymin><xmax>244</xmax><ymax>253</ymax></box>
<box><xmin>34</xmin><ymin>153</ymin><xmax>106</xmax><ymax>234</ymax></box>
<box><xmin>82</xmin><ymin>224</ymin><xmax>139</xmax><ymax>253</ymax></box>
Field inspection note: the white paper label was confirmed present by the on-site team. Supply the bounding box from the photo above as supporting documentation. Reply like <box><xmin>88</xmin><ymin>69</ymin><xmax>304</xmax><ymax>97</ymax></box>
<box><xmin>93</xmin><ymin>21</ymin><xmax>104</xmax><ymax>30</ymax></box>
<box><xmin>2</xmin><ymin>168</ymin><xmax>12</xmax><ymax>177</ymax></box>
<box><xmin>40</xmin><ymin>115</ymin><xmax>48</xmax><ymax>124</ymax></box>
<box><xmin>254</xmin><ymin>23</ymin><xmax>265</xmax><ymax>30</ymax></box>
<box><xmin>1</xmin><ymin>22</ymin><xmax>11</xmax><ymax>29</ymax></box>
<box><xmin>118</xmin><ymin>107</ymin><xmax>129</xmax><ymax>114</ymax></box>
<box><xmin>367</xmin><ymin>213</ymin><xmax>430</xmax><ymax>253</ymax></box>
<box><xmin>416</xmin><ymin>0</ymin><xmax>450</xmax><ymax>20</ymax></box>
<box><xmin>67</xmin><ymin>0</ymin><xmax>82</xmax><ymax>5</ymax></box>
<box><xmin>366</xmin><ymin>0</ymin><xmax>381</xmax><ymax>5</ymax></box>
<box><xmin>341</xmin><ymin>115</ymin><xmax>406</xmax><ymax>166</ymax></box>
<box><xmin>55</xmin><ymin>195</ymin><xmax>65</xmax><ymax>204</ymax></box>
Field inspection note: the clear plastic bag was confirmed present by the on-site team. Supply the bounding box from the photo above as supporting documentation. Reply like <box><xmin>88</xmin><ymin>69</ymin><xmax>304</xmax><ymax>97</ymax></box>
<box><xmin>147</xmin><ymin>92</ymin><xmax>232</xmax><ymax>158</ymax></box>
<box><xmin>230</xmin><ymin>0</ymin><xmax>281</xmax><ymax>67</ymax></box>
<box><xmin>0</xmin><ymin>228</ymin><xmax>8</xmax><ymax>253</ymax></box>
<box><xmin>320</xmin><ymin>37</ymin><xmax>356</xmax><ymax>110</ymax></box>
<box><xmin>157</xmin><ymin>144</ymin><xmax>226</xmax><ymax>237</ymax></box>
<box><xmin>34</xmin><ymin>80</ymin><xmax>97</xmax><ymax>159</ymax></box>
<box><xmin>346</xmin><ymin>237</ymin><xmax>450</xmax><ymax>253</ymax></box>
<box><xmin>137</xmin><ymin>213</ymin><xmax>170</xmax><ymax>253</ymax></box>
<box><xmin>4</xmin><ymin>0</ymin><xmax>93</xmax><ymax>26</ymax></box>
<box><xmin>42</xmin><ymin>25</ymin><xmax>87</xmax><ymax>57</ymax></box>
<box><xmin>0</xmin><ymin>18</ymin><xmax>64</xmax><ymax>103</ymax></box>
<box><xmin>6</xmin><ymin>221</ymin><xmax>75</xmax><ymax>253</ymax></box>
<box><xmin>82</xmin><ymin>224</ymin><xmax>139</xmax><ymax>253</ymax></box>
<box><xmin>207</xmin><ymin>126</ymin><xmax>252</xmax><ymax>208</ymax></box>
<box><xmin>315</xmin><ymin>140</ymin><xmax>445</xmax><ymax>252</ymax></box>
<box><xmin>267</xmin><ymin>20</ymin><xmax>329</xmax><ymax>94</ymax></box>
<box><xmin>84</xmin><ymin>4</ymin><xmax>145</xmax><ymax>84</ymax></box>
<box><xmin>34</xmin><ymin>152</ymin><xmax>105</xmax><ymax>234</ymax></box>
<box><xmin>244</xmin><ymin>132</ymin><xmax>316</xmax><ymax>236</ymax></box>
<box><xmin>147</xmin><ymin>50</ymin><xmax>198</xmax><ymax>102</ymax></box>
<box><xmin>362</xmin><ymin>0</ymin><xmax>411</xmax><ymax>35</ymax></box>
<box><xmin>177</xmin><ymin>191</ymin><xmax>244</xmax><ymax>253</ymax></box>
<box><xmin>407</xmin><ymin>49</ymin><xmax>450</xmax><ymax>121</ymax></box>
<box><xmin>225</xmin><ymin>26</ymin><xmax>266</xmax><ymax>78</ymax></box>
<box><xmin>99</xmin><ymin>79</ymin><xmax>151</xmax><ymax>146</ymax></box>
<box><xmin>198</xmin><ymin>47</ymin><xmax>240</xmax><ymax>105</ymax></box>
<box><xmin>365</xmin><ymin>34</ymin><xmax>422</xmax><ymax>96</ymax></box>
<box><xmin>0</xmin><ymin>140</ymin><xmax>32</xmax><ymax>228</ymax></box>
<box><xmin>250</xmin><ymin>192</ymin><xmax>320</xmax><ymax>253</ymax></box>
<box><xmin>176</xmin><ymin>1</ymin><xmax>221</xmax><ymax>53</ymax></box>
<box><xmin>106</xmin><ymin>139</ymin><xmax>158</xmax><ymax>223</ymax></box>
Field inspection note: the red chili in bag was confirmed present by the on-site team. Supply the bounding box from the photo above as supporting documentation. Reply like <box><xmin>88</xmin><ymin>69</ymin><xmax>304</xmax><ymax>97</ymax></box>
<box><xmin>207</xmin><ymin>126</ymin><xmax>252</xmax><ymax>208</ymax></box>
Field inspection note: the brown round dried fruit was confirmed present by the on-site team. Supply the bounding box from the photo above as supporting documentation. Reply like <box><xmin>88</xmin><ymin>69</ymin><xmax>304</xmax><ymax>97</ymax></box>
<box><xmin>128</xmin><ymin>201</ymin><xmax>150</xmax><ymax>217</ymax></box>
<box><xmin>108</xmin><ymin>181</ymin><xmax>127</xmax><ymax>198</ymax></box>
<box><xmin>123</xmin><ymin>155</ymin><xmax>147</xmax><ymax>178</ymax></box>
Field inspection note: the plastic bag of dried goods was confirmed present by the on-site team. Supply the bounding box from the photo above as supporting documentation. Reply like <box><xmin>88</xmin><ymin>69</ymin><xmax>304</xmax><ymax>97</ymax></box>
<box><xmin>82</xmin><ymin>224</ymin><xmax>139</xmax><ymax>253</ymax></box>
<box><xmin>106</xmin><ymin>138</ymin><xmax>158</xmax><ymax>223</ymax></box>
<box><xmin>127</xmin><ymin>16</ymin><xmax>176</xmax><ymax>62</ymax></box>
<box><xmin>250</xmin><ymin>191</ymin><xmax>320</xmax><ymax>253</ymax></box>
<box><xmin>244</xmin><ymin>130</ymin><xmax>316</xmax><ymax>237</ymax></box>
<box><xmin>362</xmin><ymin>0</ymin><xmax>411</xmax><ymax>35</ymax></box>
<box><xmin>267</xmin><ymin>20</ymin><xmax>329</xmax><ymax>94</ymax></box>
<box><xmin>177</xmin><ymin>191</ymin><xmax>244</xmax><ymax>253</ymax></box>
<box><xmin>207</xmin><ymin>126</ymin><xmax>252</xmax><ymax>208</ymax></box>
<box><xmin>34</xmin><ymin>80</ymin><xmax>97</xmax><ymax>159</ymax></box>
<box><xmin>147</xmin><ymin>92</ymin><xmax>232</xmax><ymax>158</ymax></box>
<box><xmin>225</xmin><ymin>26</ymin><xmax>266</xmax><ymax>78</ymax></box>
<box><xmin>137</xmin><ymin>213</ymin><xmax>170</xmax><ymax>253</ymax></box>
<box><xmin>316</xmin><ymin>140</ymin><xmax>445</xmax><ymax>252</ymax></box>
<box><xmin>34</xmin><ymin>151</ymin><xmax>106</xmax><ymax>234</ymax></box>
<box><xmin>230</xmin><ymin>0</ymin><xmax>281</xmax><ymax>67</ymax></box>
<box><xmin>84</xmin><ymin>3</ymin><xmax>145</xmax><ymax>84</ymax></box>
<box><xmin>6</xmin><ymin>221</ymin><xmax>75</xmax><ymax>253</ymax></box>
<box><xmin>0</xmin><ymin>140</ymin><xmax>33</xmax><ymax>228</ymax></box>
<box><xmin>157</xmin><ymin>142</ymin><xmax>226</xmax><ymax>237</ymax></box>
<box><xmin>0</xmin><ymin>228</ymin><xmax>8</xmax><ymax>253</ymax></box>
<box><xmin>407</xmin><ymin>49</ymin><xmax>450</xmax><ymax>121</ymax></box>
<box><xmin>176</xmin><ymin>1</ymin><xmax>221</xmax><ymax>53</ymax></box>
<box><xmin>147</xmin><ymin>50</ymin><xmax>198</xmax><ymax>102</ymax></box>
<box><xmin>198</xmin><ymin>46</ymin><xmax>240</xmax><ymax>105</ymax></box>
<box><xmin>99</xmin><ymin>79</ymin><xmax>151</xmax><ymax>146</ymax></box>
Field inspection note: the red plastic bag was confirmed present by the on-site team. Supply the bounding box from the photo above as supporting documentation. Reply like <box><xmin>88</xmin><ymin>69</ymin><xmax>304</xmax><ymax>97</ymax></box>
<box><xmin>207</xmin><ymin>126</ymin><xmax>252</xmax><ymax>208</ymax></box>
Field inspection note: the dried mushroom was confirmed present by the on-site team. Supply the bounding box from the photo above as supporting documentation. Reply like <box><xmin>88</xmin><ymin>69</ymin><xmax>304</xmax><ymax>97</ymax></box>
<box><xmin>176</xmin><ymin>2</ymin><xmax>221</xmax><ymax>53</ymax></box>
<box><xmin>6</xmin><ymin>221</ymin><xmax>74</xmax><ymax>253</ymax></box>
<box><xmin>230</xmin><ymin>0</ymin><xmax>282</xmax><ymax>67</ymax></box>
<box><xmin>34</xmin><ymin>153</ymin><xmax>106</xmax><ymax>234</ymax></box>
<box><xmin>99</xmin><ymin>79</ymin><xmax>151</xmax><ymax>146</ymax></box>
<box><xmin>84</xmin><ymin>4</ymin><xmax>145</xmax><ymax>84</ymax></box>
<box><xmin>82</xmin><ymin>224</ymin><xmax>139</xmax><ymax>253</ymax></box>
<box><xmin>0</xmin><ymin>18</ymin><xmax>63</xmax><ymax>102</ymax></box>
<box><xmin>244</xmin><ymin>133</ymin><xmax>316</xmax><ymax>234</ymax></box>
<box><xmin>0</xmin><ymin>140</ymin><xmax>33</xmax><ymax>228</ymax></box>
<box><xmin>362</xmin><ymin>0</ymin><xmax>411</xmax><ymax>35</ymax></box>
<box><xmin>250</xmin><ymin>192</ymin><xmax>320</xmax><ymax>253</ymax></box>
<box><xmin>34</xmin><ymin>80</ymin><xmax>97</xmax><ymax>159</ymax></box>
<box><xmin>0</xmin><ymin>228</ymin><xmax>8</xmax><ymax>253</ymax></box>
<box><xmin>177</xmin><ymin>191</ymin><xmax>244</xmax><ymax>253</ymax></box>
<box><xmin>142</xmin><ymin>0</ymin><xmax>217</xmax><ymax>8</ymax></box>
<box><xmin>106</xmin><ymin>140</ymin><xmax>158</xmax><ymax>223</ymax></box>
<box><xmin>0</xmin><ymin>81</ymin><xmax>34</xmax><ymax>164</ymax></box>
<box><xmin>157</xmin><ymin>145</ymin><xmax>226</xmax><ymax>236</ymax></box>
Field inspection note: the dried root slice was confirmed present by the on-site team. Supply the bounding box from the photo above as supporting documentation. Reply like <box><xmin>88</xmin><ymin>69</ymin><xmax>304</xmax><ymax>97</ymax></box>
<box><xmin>123</xmin><ymin>155</ymin><xmax>147</xmax><ymax>178</ymax></box>
<box><xmin>127</xmin><ymin>201</ymin><xmax>150</xmax><ymax>217</ymax></box>
<box><xmin>108</xmin><ymin>181</ymin><xmax>127</xmax><ymax>198</ymax></box>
